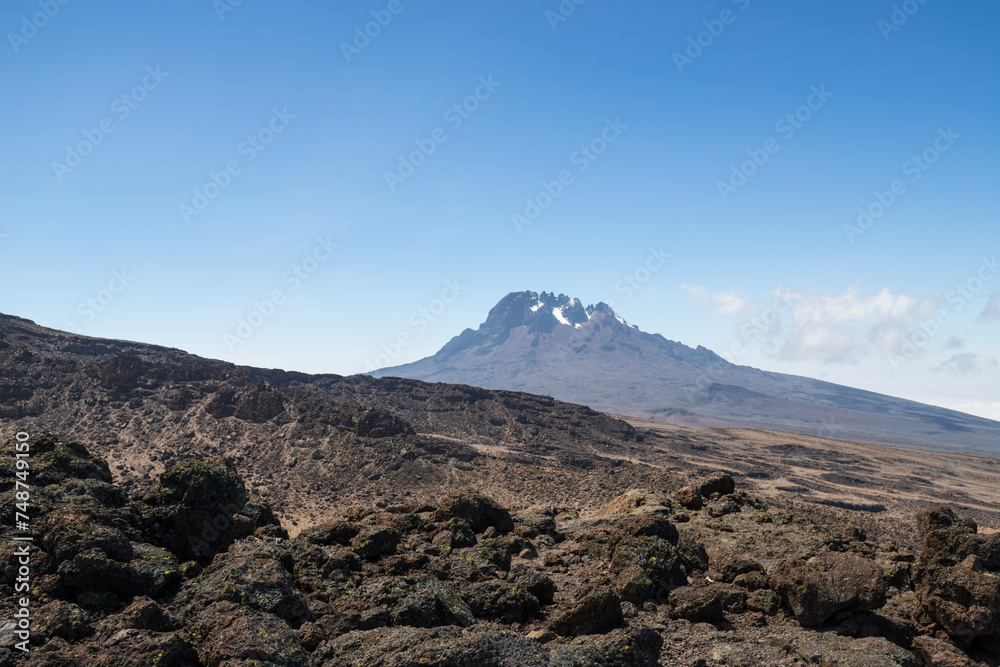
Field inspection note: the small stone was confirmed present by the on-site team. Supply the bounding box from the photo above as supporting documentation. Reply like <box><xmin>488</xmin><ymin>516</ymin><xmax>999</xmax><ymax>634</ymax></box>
<box><xmin>527</xmin><ymin>629</ymin><xmax>556</xmax><ymax>643</ymax></box>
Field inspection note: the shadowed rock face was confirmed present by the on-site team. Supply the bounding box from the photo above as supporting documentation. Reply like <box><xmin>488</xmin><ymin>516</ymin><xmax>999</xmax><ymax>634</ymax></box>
<box><xmin>141</xmin><ymin>457</ymin><xmax>249</xmax><ymax>559</ymax></box>
<box><xmin>434</xmin><ymin>488</ymin><xmax>515</xmax><ymax>534</ymax></box>
<box><xmin>3</xmin><ymin>436</ymin><xmax>996</xmax><ymax>665</ymax></box>
<box><xmin>772</xmin><ymin>551</ymin><xmax>888</xmax><ymax>626</ymax></box>
<box><xmin>914</xmin><ymin>505</ymin><xmax>1000</xmax><ymax>646</ymax></box>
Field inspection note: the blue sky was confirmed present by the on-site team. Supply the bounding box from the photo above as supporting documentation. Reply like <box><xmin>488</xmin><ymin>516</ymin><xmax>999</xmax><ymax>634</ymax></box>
<box><xmin>1</xmin><ymin>0</ymin><xmax>998</xmax><ymax>420</ymax></box>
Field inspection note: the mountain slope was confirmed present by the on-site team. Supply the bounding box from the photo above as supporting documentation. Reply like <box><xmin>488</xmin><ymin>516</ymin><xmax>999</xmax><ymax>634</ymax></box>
<box><xmin>3</xmin><ymin>310</ymin><xmax>1000</xmax><ymax>533</ymax></box>
<box><xmin>0</xmin><ymin>312</ymin><xmax>681</xmax><ymax>533</ymax></box>
<box><xmin>372</xmin><ymin>291</ymin><xmax>1000</xmax><ymax>455</ymax></box>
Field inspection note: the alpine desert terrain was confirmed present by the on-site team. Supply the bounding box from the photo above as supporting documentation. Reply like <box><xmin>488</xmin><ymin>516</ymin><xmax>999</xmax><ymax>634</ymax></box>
<box><xmin>2</xmin><ymin>312</ymin><xmax>999</xmax><ymax>534</ymax></box>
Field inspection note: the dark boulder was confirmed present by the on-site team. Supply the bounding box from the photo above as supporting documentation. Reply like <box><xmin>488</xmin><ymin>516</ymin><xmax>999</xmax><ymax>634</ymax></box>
<box><xmin>34</xmin><ymin>600</ymin><xmax>90</xmax><ymax>642</ymax></box>
<box><xmin>772</xmin><ymin>551</ymin><xmax>887</xmax><ymax>626</ymax></box>
<box><xmin>746</xmin><ymin>589</ymin><xmax>780</xmax><ymax>615</ymax></box>
<box><xmin>312</xmin><ymin>626</ymin><xmax>550</xmax><ymax>667</ymax></box>
<box><xmin>548</xmin><ymin>585</ymin><xmax>624</xmax><ymax>637</ymax></box>
<box><xmin>611</xmin><ymin>514</ymin><xmax>679</xmax><ymax>546</ymax></box>
<box><xmin>142</xmin><ymin>457</ymin><xmax>248</xmax><ymax>559</ymax></box>
<box><xmin>914</xmin><ymin>506</ymin><xmax>1000</xmax><ymax>645</ymax></box>
<box><xmin>391</xmin><ymin>578</ymin><xmax>475</xmax><ymax>627</ymax></box>
<box><xmin>709</xmin><ymin>551</ymin><xmax>766</xmax><ymax>583</ymax></box>
<box><xmin>674</xmin><ymin>485</ymin><xmax>703</xmax><ymax>510</ymax></box>
<box><xmin>668</xmin><ymin>586</ymin><xmax>725</xmax><ymax>622</ymax></box>
<box><xmin>186</xmin><ymin>601</ymin><xmax>309</xmax><ymax>666</ymax></box>
<box><xmin>509</xmin><ymin>563</ymin><xmax>556</xmax><ymax>605</ymax></box>
<box><xmin>787</xmin><ymin>635</ymin><xmax>918</xmax><ymax>666</ymax></box>
<box><xmin>435</xmin><ymin>488</ymin><xmax>514</xmax><ymax>534</ymax></box>
<box><xmin>918</xmin><ymin>505</ymin><xmax>1000</xmax><ymax>570</ymax></box>
<box><xmin>699</xmin><ymin>471</ymin><xmax>736</xmax><ymax>499</ymax></box>
<box><xmin>105</xmin><ymin>596</ymin><xmax>181</xmax><ymax>633</ymax></box>
<box><xmin>301</xmin><ymin>520</ymin><xmax>360</xmax><ymax>547</ymax></box>
<box><xmin>462</xmin><ymin>580</ymin><xmax>541</xmax><ymax>623</ymax></box>
<box><xmin>915</xmin><ymin>555</ymin><xmax>1000</xmax><ymax>644</ymax></box>
<box><xmin>611</xmin><ymin>536</ymin><xmax>683</xmax><ymax>604</ymax></box>
<box><xmin>352</xmin><ymin>525</ymin><xmax>401</xmax><ymax>559</ymax></box>
<box><xmin>175</xmin><ymin>548</ymin><xmax>310</xmax><ymax>623</ymax></box>
<box><xmin>0</xmin><ymin>432</ymin><xmax>111</xmax><ymax>490</ymax></box>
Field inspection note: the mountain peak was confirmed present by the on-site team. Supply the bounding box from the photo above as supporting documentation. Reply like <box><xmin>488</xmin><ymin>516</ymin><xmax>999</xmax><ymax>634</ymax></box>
<box><xmin>438</xmin><ymin>290</ymin><xmax>637</xmax><ymax>358</ymax></box>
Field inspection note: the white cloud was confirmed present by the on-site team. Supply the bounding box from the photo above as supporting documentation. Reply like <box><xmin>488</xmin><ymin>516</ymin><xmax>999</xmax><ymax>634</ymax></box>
<box><xmin>681</xmin><ymin>283</ymin><xmax>747</xmax><ymax>315</ymax></box>
<box><xmin>935</xmin><ymin>353</ymin><xmax>999</xmax><ymax>375</ymax></box>
<box><xmin>980</xmin><ymin>292</ymin><xmax>1000</xmax><ymax>322</ymax></box>
<box><xmin>739</xmin><ymin>284</ymin><xmax>942</xmax><ymax>364</ymax></box>
<box><xmin>944</xmin><ymin>335</ymin><xmax>964</xmax><ymax>350</ymax></box>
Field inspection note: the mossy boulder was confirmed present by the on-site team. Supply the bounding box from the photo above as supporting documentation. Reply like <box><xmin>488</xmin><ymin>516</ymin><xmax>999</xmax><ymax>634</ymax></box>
<box><xmin>611</xmin><ymin>536</ymin><xmax>682</xmax><ymax>604</ymax></box>
<box><xmin>0</xmin><ymin>432</ymin><xmax>111</xmax><ymax>491</ymax></box>
<box><xmin>548</xmin><ymin>585</ymin><xmax>624</xmax><ymax>637</ymax></box>
<box><xmin>175</xmin><ymin>551</ymin><xmax>310</xmax><ymax>623</ymax></box>
<box><xmin>391</xmin><ymin>578</ymin><xmax>476</xmax><ymax>627</ymax></box>
<box><xmin>186</xmin><ymin>601</ymin><xmax>309</xmax><ymax>667</ymax></box>
<box><xmin>462</xmin><ymin>580</ymin><xmax>541</xmax><ymax>623</ymax></box>
<box><xmin>142</xmin><ymin>457</ymin><xmax>248</xmax><ymax>559</ymax></box>
<box><xmin>352</xmin><ymin>525</ymin><xmax>401</xmax><ymax>560</ymax></box>
<box><xmin>40</xmin><ymin>512</ymin><xmax>134</xmax><ymax>562</ymax></box>
<box><xmin>34</xmin><ymin>600</ymin><xmax>91</xmax><ymax>642</ymax></box>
